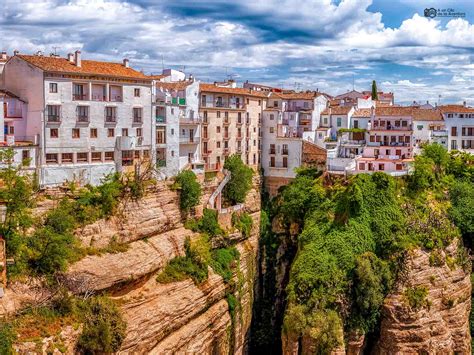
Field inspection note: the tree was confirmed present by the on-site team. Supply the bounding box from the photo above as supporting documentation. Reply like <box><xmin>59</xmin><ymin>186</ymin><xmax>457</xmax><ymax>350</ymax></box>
<box><xmin>174</xmin><ymin>170</ymin><xmax>202</xmax><ymax>213</ymax></box>
<box><xmin>371</xmin><ymin>80</ymin><xmax>378</xmax><ymax>100</ymax></box>
<box><xmin>223</xmin><ymin>154</ymin><xmax>253</xmax><ymax>205</ymax></box>
<box><xmin>421</xmin><ymin>143</ymin><xmax>449</xmax><ymax>178</ymax></box>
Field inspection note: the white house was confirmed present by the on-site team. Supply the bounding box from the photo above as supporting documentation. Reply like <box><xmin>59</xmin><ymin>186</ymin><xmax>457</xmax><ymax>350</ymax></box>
<box><xmin>441</xmin><ymin>104</ymin><xmax>474</xmax><ymax>153</ymax></box>
<box><xmin>4</xmin><ymin>51</ymin><xmax>154</xmax><ymax>187</ymax></box>
<box><xmin>412</xmin><ymin>109</ymin><xmax>446</xmax><ymax>153</ymax></box>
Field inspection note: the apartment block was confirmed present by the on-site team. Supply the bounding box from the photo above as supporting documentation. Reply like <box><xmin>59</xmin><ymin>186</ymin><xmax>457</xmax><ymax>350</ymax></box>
<box><xmin>3</xmin><ymin>51</ymin><xmax>153</xmax><ymax>186</ymax></box>
<box><xmin>356</xmin><ymin>107</ymin><xmax>413</xmax><ymax>175</ymax></box>
<box><xmin>199</xmin><ymin>83</ymin><xmax>266</xmax><ymax>171</ymax></box>
<box><xmin>154</xmin><ymin>79</ymin><xmax>202</xmax><ymax>178</ymax></box>
<box><xmin>262</xmin><ymin>91</ymin><xmax>327</xmax><ymax>194</ymax></box>
<box><xmin>440</xmin><ymin>105</ymin><xmax>474</xmax><ymax>153</ymax></box>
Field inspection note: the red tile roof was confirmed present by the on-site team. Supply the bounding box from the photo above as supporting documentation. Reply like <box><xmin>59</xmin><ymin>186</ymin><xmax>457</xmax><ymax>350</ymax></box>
<box><xmin>16</xmin><ymin>55</ymin><xmax>150</xmax><ymax>80</ymax></box>
<box><xmin>352</xmin><ymin>108</ymin><xmax>372</xmax><ymax>117</ymax></box>
<box><xmin>200</xmin><ymin>83</ymin><xmax>268</xmax><ymax>98</ymax></box>
<box><xmin>374</xmin><ymin>106</ymin><xmax>414</xmax><ymax>116</ymax></box>
<box><xmin>321</xmin><ymin>106</ymin><xmax>353</xmax><ymax>115</ymax></box>
<box><xmin>412</xmin><ymin>109</ymin><xmax>443</xmax><ymax>121</ymax></box>
<box><xmin>439</xmin><ymin>105</ymin><xmax>474</xmax><ymax>113</ymax></box>
<box><xmin>271</xmin><ymin>91</ymin><xmax>320</xmax><ymax>100</ymax></box>
<box><xmin>156</xmin><ymin>81</ymin><xmax>194</xmax><ymax>91</ymax></box>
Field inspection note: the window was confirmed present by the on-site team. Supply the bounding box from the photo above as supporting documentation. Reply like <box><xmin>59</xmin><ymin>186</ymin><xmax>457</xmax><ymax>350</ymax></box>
<box><xmin>217</xmin><ymin>126</ymin><xmax>221</xmax><ymax>133</ymax></box>
<box><xmin>8</xmin><ymin>126</ymin><xmax>14</xmax><ymax>134</ymax></box>
<box><xmin>225</xmin><ymin>112</ymin><xmax>228</xmax><ymax>119</ymax></box>
<box><xmin>270</xmin><ymin>114</ymin><xmax>274</xmax><ymax>120</ymax></box>
<box><xmin>77</xmin><ymin>152</ymin><xmax>88</xmax><ymax>163</ymax></box>
<box><xmin>133</xmin><ymin>108</ymin><xmax>143</xmax><ymax>123</ymax></box>
<box><xmin>72</xmin><ymin>128</ymin><xmax>80</xmax><ymax>139</ymax></box>
<box><xmin>134</xmin><ymin>150</ymin><xmax>140</xmax><ymax>159</ymax></box>
<box><xmin>90</xmin><ymin>128</ymin><xmax>98</xmax><ymax>138</ymax></box>
<box><xmin>91</xmin><ymin>152</ymin><xmax>102</xmax><ymax>162</ymax></box>
<box><xmin>122</xmin><ymin>150</ymin><xmax>133</xmax><ymax>166</ymax></box>
<box><xmin>134</xmin><ymin>88</ymin><xmax>140</xmax><ymax>97</ymax></box>
<box><xmin>122</xmin><ymin>128</ymin><xmax>128</xmax><ymax>136</ymax></box>
<box><xmin>136</xmin><ymin>128</ymin><xmax>143</xmax><ymax>137</ymax></box>
<box><xmin>106</xmin><ymin>107</ymin><xmax>116</xmax><ymax>122</ymax></box>
<box><xmin>105</xmin><ymin>151</ymin><xmax>114</xmax><ymax>161</ymax></box>
<box><xmin>402</xmin><ymin>120</ymin><xmax>408</xmax><ymax>127</ymax></box>
<box><xmin>303</xmin><ymin>101</ymin><xmax>308</xmax><ymax>108</ymax></box>
<box><xmin>451</xmin><ymin>127</ymin><xmax>457</xmax><ymax>136</ymax></box>
<box><xmin>258</xmin><ymin>100</ymin><xmax>261</xmax><ymax>106</ymax></box>
<box><xmin>73</xmin><ymin>83</ymin><xmax>86</xmax><ymax>100</ymax></box>
<box><xmin>61</xmin><ymin>153</ymin><xmax>73</xmax><ymax>163</ymax></box>
<box><xmin>359</xmin><ymin>163</ymin><xmax>365</xmax><ymax>170</ymax></box>
<box><xmin>282</xmin><ymin>144</ymin><xmax>288</xmax><ymax>155</ymax></box>
<box><xmin>108</xmin><ymin>128</ymin><xmax>115</xmax><ymax>137</ymax></box>
<box><xmin>76</xmin><ymin>106</ymin><xmax>89</xmax><ymax>122</ymax></box>
<box><xmin>217</xmin><ymin>141</ymin><xmax>221</xmax><ymax>148</ymax></box>
<box><xmin>270</xmin><ymin>127</ymin><xmax>274</xmax><ymax>133</ymax></box>
<box><xmin>46</xmin><ymin>153</ymin><xmax>58</xmax><ymax>164</ymax></box>
<box><xmin>396</xmin><ymin>164</ymin><xmax>403</xmax><ymax>171</ymax></box>
<box><xmin>143</xmin><ymin>150</ymin><xmax>150</xmax><ymax>158</ymax></box>
<box><xmin>217</xmin><ymin>111</ymin><xmax>221</xmax><ymax>118</ymax></box>
<box><xmin>379</xmin><ymin>163</ymin><xmax>385</xmax><ymax>171</ymax></box>
<box><xmin>270</xmin><ymin>156</ymin><xmax>275</xmax><ymax>167</ymax></box>
<box><xmin>203</xmin><ymin>111</ymin><xmax>208</xmax><ymax>121</ymax></box>
<box><xmin>47</xmin><ymin>105</ymin><xmax>60</xmax><ymax>122</ymax></box>
<box><xmin>49</xmin><ymin>83</ymin><xmax>58</xmax><ymax>93</ymax></box>
<box><xmin>353</xmin><ymin>120</ymin><xmax>359</xmax><ymax>129</ymax></box>
<box><xmin>50</xmin><ymin>128</ymin><xmax>59</xmax><ymax>138</ymax></box>
<box><xmin>417</xmin><ymin>125</ymin><xmax>423</xmax><ymax>130</ymax></box>
<box><xmin>270</xmin><ymin>144</ymin><xmax>276</xmax><ymax>154</ymax></box>
<box><xmin>337</xmin><ymin>117</ymin><xmax>342</xmax><ymax>127</ymax></box>
<box><xmin>283</xmin><ymin>156</ymin><xmax>288</xmax><ymax>168</ymax></box>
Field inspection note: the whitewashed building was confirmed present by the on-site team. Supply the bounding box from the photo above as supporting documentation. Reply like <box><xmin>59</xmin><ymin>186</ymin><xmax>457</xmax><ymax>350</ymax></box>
<box><xmin>441</xmin><ymin>104</ymin><xmax>474</xmax><ymax>153</ymax></box>
<box><xmin>3</xmin><ymin>51</ymin><xmax>154</xmax><ymax>187</ymax></box>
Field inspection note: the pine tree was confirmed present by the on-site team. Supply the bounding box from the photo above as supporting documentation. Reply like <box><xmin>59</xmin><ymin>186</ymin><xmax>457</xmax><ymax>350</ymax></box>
<box><xmin>371</xmin><ymin>80</ymin><xmax>378</xmax><ymax>100</ymax></box>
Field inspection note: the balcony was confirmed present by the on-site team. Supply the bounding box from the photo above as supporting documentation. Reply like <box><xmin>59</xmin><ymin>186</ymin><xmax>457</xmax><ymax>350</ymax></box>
<box><xmin>282</xmin><ymin>149</ymin><xmax>289</xmax><ymax>155</ymax></box>
<box><xmin>201</xmin><ymin>101</ymin><xmax>245</xmax><ymax>110</ymax></box>
<box><xmin>110</xmin><ymin>95</ymin><xmax>123</xmax><ymax>102</ymax></box>
<box><xmin>236</xmin><ymin>135</ymin><xmax>243</xmax><ymax>140</ymax></box>
<box><xmin>179</xmin><ymin>116</ymin><xmax>201</xmax><ymax>125</ymax></box>
<box><xmin>47</xmin><ymin>115</ymin><xmax>61</xmax><ymax>124</ymax></box>
<box><xmin>180</xmin><ymin>136</ymin><xmax>199</xmax><ymax>144</ymax></box>
<box><xmin>156</xmin><ymin>116</ymin><xmax>166</xmax><ymax>124</ymax></box>
<box><xmin>73</xmin><ymin>94</ymin><xmax>87</xmax><ymax>101</ymax></box>
<box><xmin>371</xmin><ymin>123</ymin><xmax>412</xmax><ymax>131</ymax></box>
<box><xmin>236</xmin><ymin>119</ymin><xmax>243</xmax><ymax>126</ymax></box>
<box><xmin>202</xmin><ymin>150</ymin><xmax>212</xmax><ymax>156</ymax></box>
<box><xmin>340</xmin><ymin>139</ymin><xmax>366</xmax><ymax>146</ymax></box>
<box><xmin>223</xmin><ymin>118</ymin><xmax>230</xmax><ymax>126</ymax></box>
<box><xmin>236</xmin><ymin>146</ymin><xmax>243</xmax><ymax>153</ymax></box>
<box><xmin>202</xmin><ymin>135</ymin><xmax>209</xmax><ymax>141</ymax></box>
<box><xmin>223</xmin><ymin>134</ymin><xmax>230</xmax><ymax>140</ymax></box>
<box><xmin>269</xmin><ymin>149</ymin><xmax>276</xmax><ymax>154</ymax></box>
<box><xmin>76</xmin><ymin>116</ymin><xmax>89</xmax><ymax>125</ymax></box>
<box><xmin>269</xmin><ymin>162</ymin><xmax>288</xmax><ymax>169</ymax></box>
<box><xmin>223</xmin><ymin>148</ymin><xmax>230</xmax><ymax>155</ymax></box>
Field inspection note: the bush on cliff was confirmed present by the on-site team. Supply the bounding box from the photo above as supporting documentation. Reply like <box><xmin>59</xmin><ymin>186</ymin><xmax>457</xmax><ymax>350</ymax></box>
<box><xmin>231</xmin><ymin>212</ymin><xmax>253</xmax><ymax>238</ymax></box>
<box><xmin>223</xmin><ymin>154</ymin><xmax>253</xmax><ymax>205</ymax></box>
<box><xmin>174</xmin><ymin>170</ymin><xmax>202</xmax><ymax>214</ymax></box>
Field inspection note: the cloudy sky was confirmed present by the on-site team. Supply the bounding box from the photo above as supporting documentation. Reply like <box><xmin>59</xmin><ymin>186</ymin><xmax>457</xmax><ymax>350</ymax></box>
<box><xmin>0</xmin><ymin>0</ymin><xmax>473</xmax><ymax>104</ymax></box>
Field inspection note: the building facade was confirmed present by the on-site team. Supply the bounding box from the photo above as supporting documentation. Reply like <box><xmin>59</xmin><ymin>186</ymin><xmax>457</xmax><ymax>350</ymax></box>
<box><xmin>4</xmin><ymin>51</ymin><xmax>153</xmax><ymax>186</ymax></box>
<box><xmin>199</xmin><ymin>83</ymin><xmax>266</xmax><ymax>171</ymax></box>
<box><xmin>441</xmin><ymin>105</ymin><xmax>474</xmax><ymax>153</ymax></box>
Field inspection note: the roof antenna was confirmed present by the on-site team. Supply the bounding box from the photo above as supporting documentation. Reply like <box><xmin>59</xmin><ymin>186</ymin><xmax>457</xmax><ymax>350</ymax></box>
<box><xmin>161</xmin><ymin>55</ymin><xmax>164</xmax><ymax>71</ymax></box>
<box><xmin>52</xmin><ymin>46</ymin><xmax>60</xmax><ymax>55</ymax></box>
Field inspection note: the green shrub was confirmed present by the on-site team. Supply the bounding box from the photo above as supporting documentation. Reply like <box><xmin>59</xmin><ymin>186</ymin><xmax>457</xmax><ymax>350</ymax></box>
<box><xmin>227</xmin><ymin>293</ymin><xmax>238</xmax><ymax>321</ymax></box>
<box><xmin>198</xmin><ymin>209</ymin><xmax>224</xmax><ymax>237</ymax></box>
<box><xmin>0</xmin><ymin>322</ymin><xmax>16</xmax><ymax>355</ymax></box>
<box><xmin>175</xmin><ymin>170</ymin><xmax>202</xmax><ymax>213</ymax></box>
<box><xmin>223</xmin><ymin>155</ymin><xmax>253</xmax><ymax>205</ymax></box>
<box><xmin>231</xmin><ymin>212</ymin><xmax>253</xmax><ymax>238</ymax></box>
<box><xmin>210</xmin><ymin>247</ymin><xmax>240</xmax><ymax>282</ymax></box>
<box><xmin>77</xmin><ymin>297</ymin><xmax>126</xmax><ymax>354</ymax></box>
<box><xmin>403</xmin><ymin>286</ymin><xmax>429</xmax><ymax>310</ymax></box>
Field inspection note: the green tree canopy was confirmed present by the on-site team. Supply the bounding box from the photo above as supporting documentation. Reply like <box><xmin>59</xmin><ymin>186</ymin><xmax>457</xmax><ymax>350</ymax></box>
<box><xmin>223</xmin><ymin>154</ymin><xmax>253</xmax><ymax>205</ymax></box>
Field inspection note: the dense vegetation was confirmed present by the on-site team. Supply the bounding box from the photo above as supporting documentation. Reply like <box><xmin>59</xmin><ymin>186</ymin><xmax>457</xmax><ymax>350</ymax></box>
<box><xmin>223</xmin><ymin>154</ymin><xmax>253</xmax><ymax>205</ymax></box>
<box><xmin>252</xmin><ymin>144</ymin><xmax>474</xmax><ymax>353</ymax></box>
<box><xmin>174</xmin><ymin>170</ymin><xmax>202</xmax><ymax>214</ymax></box>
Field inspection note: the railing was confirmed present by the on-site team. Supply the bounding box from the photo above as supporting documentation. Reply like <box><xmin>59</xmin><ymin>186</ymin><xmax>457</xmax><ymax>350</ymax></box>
<box><xmin>77</xmin><ymin>116</ymin><xmax>89</xmax><ymax>123</ymax></box>
<box><xmin>179</xmin><ymin>136</ymin><xmax>199</xmax><ymax>144</ymax></box>
<box><xmin>282</xmin><ymin>149</ymin><xmax>289</xmax><ymax>155</ymax></box>
<box><xmin>371</xmin><ymin>124</ymin><xmax>412</xmax><ymax>131</ymax></box>
<box><xmin>110</xmin><ymin>95</ymin><xmax>122</xmax><ymax>102</ymax></box>
<box><xmin>133</xmin><ymin>118</ymin><xmax>143</xmax><ymax>124</ymax></box>
<box><xmin>179</xmin><ymin>117</ymin><xmax>201</xmax><ymax>125</ymax></box>
<box><xmin>47</xmin><ymin>116</ymin><xmax>61</xmax><ymax>123</ymax></box>
<box><xmin>340</xmin><ymin>139</ymin><xmax>366</xmax><ymax>145</ymax></box>
<box><xmin>269</xmin><ymin>162</ymin><xmax>288</xmax><ymax>168</ymax></box>
<box><xmin>269</xmin><ymin>149</ymin><xmax>276</xmax><ymax>154</ymax></box>
<box><xmin>202</xmin><ymin>150</ymin><xmax>212</xmax><ymax>156</ymax></box>
<box><xmin>105</xmin><ymin>116</ymin><xmax>117</xmax><ymax>123</ymax></box>
<box><xmin>201</xmin><ymin>102</ymin><xmax>245</xmax><ymax>109</ymax></box>
<box><xmin>205</xmin><ymin>163</ymin><xmax>221</xmax><ymax>171</ymax></box>
<box><xmin>223</xmin><ymin>134</ymin><xmax>230</xmax><ymax>139</ymax></box>
<box><xmin>91</xmin><ymin>94</ymin><xmax>106</xmax><ymax>101</ymax></box>
<box><xmin>367</xmin><ymin>141</ymin><xmax>410</xmax><ymax>147</ymax></box>
<box><xmin>73</xmin><ymin>94</ymin><xmax>87</xmax><ymax>101</ymax></box>
<box><xmin>156</xmin><ymin>116</ymin><xmax>166</xmax><ymax>123</ymax></box>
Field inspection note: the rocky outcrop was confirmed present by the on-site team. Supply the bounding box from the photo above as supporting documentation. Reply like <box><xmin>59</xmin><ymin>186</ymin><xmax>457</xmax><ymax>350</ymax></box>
<box><xmin>376</xmin><ymin>240</ymin><xmax>471</xmax><ymax>354</ymax></box>
<box><xmin>65</xmin><ymin>227</ymin><xmax>199</xmax><ymax>292</ymax></box>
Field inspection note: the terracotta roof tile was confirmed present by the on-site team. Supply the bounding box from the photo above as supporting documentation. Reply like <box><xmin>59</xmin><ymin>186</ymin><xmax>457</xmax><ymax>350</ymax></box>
<box><xmin>321</xmin><ymin>106</ymin><xmax>353</xmax><ymax>115</ymax></box>
<box><xmin>199</xmin><ymin>83</ymin><xmax>268</xmax><ymax>98</ymax></box>
<box><xmin>374</xmin><ymin>106</ymin><xmax>414</xmax><ymax>116</ymax></box>
<box><xmin>16</xmin><ymin>55</ymin><xmax>150</xmax><ymax>80</ymax></box>
<box><xmin>156</xmin><ymin>81</ymin><xmax>194</xmax><ymax>91</ymax></box>
<box><xmin>439</xmin><ymin>105</ymin><xmax>474</xmax><ymax>113</ymax></box>
<box><xmin>412</xmin><ymin>109</ymin><xmax>443</xmax><ymax>121</ymax></box>
<box><xmin>271</xmin><ymin>91</ymin><xmax>320</xmax><ymax>100</ymax></box>
<box><xmin>352</xmin><ymin>108</ymin><xmax>372</xmax><ymax>117</ymax></box>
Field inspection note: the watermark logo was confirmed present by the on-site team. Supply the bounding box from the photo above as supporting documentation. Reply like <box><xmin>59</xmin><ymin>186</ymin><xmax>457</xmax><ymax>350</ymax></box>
<box><xmin>424</xmin><ymin>8</ymin><xmax>466</xmax><ymax>18</ymax></box>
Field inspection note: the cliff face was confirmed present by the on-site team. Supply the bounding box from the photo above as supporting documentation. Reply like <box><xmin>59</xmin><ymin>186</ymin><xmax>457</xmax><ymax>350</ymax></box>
<box><xmin>69</xmin><ymin>175</ymin><xmax>261</xmax><ymax>353</ymax></box>
<box><xmin>376</xmin><ymin>240</ymin><xmax>471</xmax><ymax>354</ymax></box>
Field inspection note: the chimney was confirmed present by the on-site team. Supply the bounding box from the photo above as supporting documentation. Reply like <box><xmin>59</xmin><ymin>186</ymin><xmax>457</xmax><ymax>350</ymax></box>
<box><xmin>0</xmin><ymin>51</ymin><xmax>6</xmax><ymax>60</ymax></box>
<box><xmin>123</xmin><ymin>58</ymin><xmax>129</xmax><ymax>68</ymax></box>
<box><xmin>74</xmin><ymin>50</ymin><xmax>81</xmax><ymax>67</ymax></box>
<box><xmin>426</xmin><ymin>100</ymin><xmax>429</xmax><ymax>104</ymax></box>
<box><xmin>13</xmin><ymin>50</ymin><xmax>19</xmax><ymax>56</ymax></box>
<box><xmin>463</xmin><ymin>101</ymin><xmax>466</xmax><ymax>107</ymax></box>
<box><xmin>67</xmin><ymin>53</ymin><xmax>74</xmax><ymax>62</ymax></box>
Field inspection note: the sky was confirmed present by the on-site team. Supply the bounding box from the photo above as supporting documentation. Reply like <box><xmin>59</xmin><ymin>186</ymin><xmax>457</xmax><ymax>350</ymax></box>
<box><xmin>0</xmin><ymin>0</ymin><xmax>473</xmax><ymax>105</ymax></box>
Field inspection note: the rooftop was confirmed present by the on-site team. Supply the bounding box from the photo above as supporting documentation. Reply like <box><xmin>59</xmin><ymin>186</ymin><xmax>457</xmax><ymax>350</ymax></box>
<box><xmin>156</xmin><ymin>81</ymin><xmax>194</xmax><ymax>91</ymax></box>
<box><xmin>352</xmin><ymin>108</ymin><xmax>372</xmax><ymax>117</ymax></box>
<box><xmin>321</xmin><ymin>106</ymin><xmax>353</xmax><ymax>115</ymax></box>
<box><xmin>439</xmin><ymin>105</ymin><xmax>474</xmax><ymax>114</ymax></box>
<box><xmin>412</xmin><ymin>109</ymin><xmax>443</xmax><ymax>121</ymax></box>
<box><xmin>374</xmin><ymin>106</ymin><xmax>414</xmax><ymax>117</ymax></box>
<box><xmin>200</xmin><ymin>83</ymin><xmax>268</xmax><ymax>98</ymax></box>
<box><xmin>15</xmin><ymin>54</ymin><xmax>150</xmax><ymax>80</ymax></box>
<box><xmin>271</xmin><ymin>91</ymin><xmax>321</xmax><ymax>100</ymax></box>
